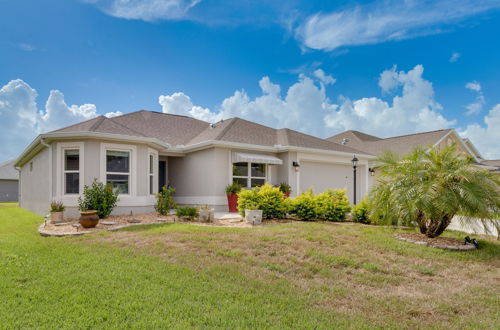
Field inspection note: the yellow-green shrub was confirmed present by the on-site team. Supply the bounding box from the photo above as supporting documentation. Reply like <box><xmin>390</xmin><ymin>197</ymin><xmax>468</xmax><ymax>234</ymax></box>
<box><xmin>290</xmin><ymin>190</ymin><xmax>317</xmax><ymax>220</ymax></box>
<box><xmin>351</xmin><ymin>197</ymin><xmax>371</xmax><ymax>224</ymax></box>
<box><xmin>237</xmin><ymin>184</ymin><xmax>286</xmax><ymax>219</ymax></box>
<box><xmin>316</xmin><ymin>189</ymin><xmax>351</xmax><ymax>222</ymax></box>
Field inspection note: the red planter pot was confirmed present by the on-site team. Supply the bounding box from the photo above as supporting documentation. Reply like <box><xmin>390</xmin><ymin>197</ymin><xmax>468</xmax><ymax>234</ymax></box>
<box><xmin>283</xmin><ymin>192</ymin><xmax>291</xmax><ymax>199</ymax></box>
<box><xmin>227</xmin><ymin>194</ymin><xmax>239</xmax><ymax>213</ymax></box>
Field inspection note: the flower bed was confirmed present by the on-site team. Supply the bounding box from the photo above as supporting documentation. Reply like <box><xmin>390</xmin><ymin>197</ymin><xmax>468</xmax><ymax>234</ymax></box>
<box><xmin>394</xmin><ymin>233</ymin><xmax>477</xmax><ymax>251</ymax></box>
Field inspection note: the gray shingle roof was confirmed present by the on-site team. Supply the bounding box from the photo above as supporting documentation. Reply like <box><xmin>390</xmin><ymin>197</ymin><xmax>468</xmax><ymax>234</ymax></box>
<box><xmin>0</xmin><ymin>159</ymin><xmax>18</xmax><ymax>180</ymax></box>
<box><xmin>327</xmin><ymin>129</ymin><xmax>452</xmax><ymax>156</ymax></box>
<box><xmin>51</xmin><ymin>110</ymin><xmax>367</xmax><ymax>154</ymax></box>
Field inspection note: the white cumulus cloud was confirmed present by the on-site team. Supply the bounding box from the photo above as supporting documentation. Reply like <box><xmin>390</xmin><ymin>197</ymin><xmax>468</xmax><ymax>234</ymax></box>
<box><xmin>159</xmin><ymin>65</ymin><xmax>455</xmax><ymax>139</ymax></box>
<box><xmin>0</xmin><ymin>79</ymin><xmax>98</xmax><ymax>162</ymax></box>
<box><xmin>296</xmin><ymin>0</ymin><xmax>500</xmax><ymax>51</ymax></box>
<box><xmin>465</xmin><ymin>81</ymin><xmax>485</xmax><ymax>115</ymax></box>
<box><xmin>105</xmin><ymin>111</ymin><xmax>123</xmax><ymax>118</ymax></box>
<box><xmin>459</xmin><ymin>104</ymin><xmax>500</xmax><ymax>159</ymax></box>
<box><xmin>86</xmin><ymin>0</ymin><xmax>202</xmax><ymax>21</ymax></box>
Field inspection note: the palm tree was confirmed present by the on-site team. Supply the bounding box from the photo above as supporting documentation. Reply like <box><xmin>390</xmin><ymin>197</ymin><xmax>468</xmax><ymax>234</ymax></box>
<box><xmin>369</xmin><ymin>145</ymin><xmax>500</xmax><ymax>238</ymax></box>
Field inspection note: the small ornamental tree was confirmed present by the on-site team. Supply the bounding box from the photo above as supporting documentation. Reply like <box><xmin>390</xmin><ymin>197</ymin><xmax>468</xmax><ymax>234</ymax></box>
<box><xmin>370</xmin><ymin>145</ymin><xmax>500</xmax><ymax>238</ymax></box>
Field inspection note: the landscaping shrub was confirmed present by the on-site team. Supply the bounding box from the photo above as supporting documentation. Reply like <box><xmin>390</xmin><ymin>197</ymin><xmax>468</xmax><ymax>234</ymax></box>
<box><xmin>257</xmin><ymin>184</ymin><xmax>287</xmax><ymax>219</ymax></box>
<box><xmin>155</xmin><ymin>186</ymin><xmax>176</xmax><ymax>215</ymax></box>
<box><xmin>78</xmin><ymin>179</ymin><xmax>119</xmax><ymax>218</ymax></box>
<box><xmin>290</xmin><ymin>190</ymin><xmax>317</xmax><ymax>220</ymax></box>
<box><xmin>316</xmin><ymin>189</ymin><xmax>351</xmax><ymax>222</ymax></box>
<box><xmin>176</xmin><ymin>206</ymin><xmax>199</xmax><ymax>220</ymax></box>
<box><xmin>351</xmin><ymin>197</ymin><xmax>370</xmax><ymax>224</ymax></box>
<box><xmin>237</xmin><ymin>188</ymin><xmax>260</xmax><ymax>215</ymax></box>
<box><xmin>237</xmin><ymin>184</ymin><xmax>287</xmax><ymax>219</ymax></box>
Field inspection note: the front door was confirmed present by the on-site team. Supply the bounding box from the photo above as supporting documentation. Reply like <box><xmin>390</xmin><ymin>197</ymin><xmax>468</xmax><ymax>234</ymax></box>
<box><xmin>159</xmin><ymin>161</ymin><xmax>167</xmax><ymax>190</ymax></box>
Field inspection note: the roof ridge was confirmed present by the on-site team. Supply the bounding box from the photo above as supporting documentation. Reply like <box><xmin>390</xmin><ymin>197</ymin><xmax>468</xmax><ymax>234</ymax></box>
<box><xmin>276</xmin><ymin>128</ymin><xmax>289</xmax><ymax>146</ymax></box>
<box><xmin>377</xmin><ymin>129</ymin><xmax>452</xmax><ymax>141</ymax></box>
<box><xmin>106</xmin><ymin>117</ymin><xmax>147</xmax><ymax>137</ymax></box>
<box><xmin>89</xmin><ymin>116</ymin><xmax>107</xmax><ymax>131</ymax></box>
<box><xmin>50</xmin><ymin>115</ymin><xmax>105</xmax><ymax>133</ymax></box>
<box><xmin>137</xmin><ymin>109</ymin><xmax>209</xmax><ymax>123</ymax></box>
<box><xmin>214</xmin><ymin>118</ymin><xmax>238</xmax><ymax>141</ymax></box>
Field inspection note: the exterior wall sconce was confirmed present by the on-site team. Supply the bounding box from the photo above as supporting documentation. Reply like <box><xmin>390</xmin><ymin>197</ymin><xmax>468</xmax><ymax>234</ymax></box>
<box><xmin>369</xmin><ymin>168</ymin><xmax>375</xmax><ymax>176</ymax></box>
<box><xmin>292</xmin><ymin>161</ymin><xmax>300</xmax><ymax>171</ymax></box>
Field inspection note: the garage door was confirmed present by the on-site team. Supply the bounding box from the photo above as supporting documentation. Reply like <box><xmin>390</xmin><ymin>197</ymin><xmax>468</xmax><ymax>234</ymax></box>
<box><xmin>299</xmin><ymin>161</ymin><xmax>365</xmax><ymax>202</ymax></box>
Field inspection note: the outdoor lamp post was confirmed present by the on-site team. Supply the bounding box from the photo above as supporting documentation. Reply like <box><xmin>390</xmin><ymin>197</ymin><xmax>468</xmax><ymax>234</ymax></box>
<box><xmin>351</xmin><ymin>156</ymin><xmax>359</xmax><ymax>205</ymax></box>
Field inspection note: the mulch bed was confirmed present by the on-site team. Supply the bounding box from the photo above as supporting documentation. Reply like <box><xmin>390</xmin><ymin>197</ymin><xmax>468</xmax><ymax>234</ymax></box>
<box><xmin>394</xmin><ymin>233</ymin><xmax>477</xmax><ymax>251</ymax></box>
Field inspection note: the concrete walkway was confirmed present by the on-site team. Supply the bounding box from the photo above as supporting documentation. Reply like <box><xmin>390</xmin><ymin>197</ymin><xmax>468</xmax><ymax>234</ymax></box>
<box><xmin>214</xmin><ymin>212</ymin><xmax>243</xmax><ymax>221</ymax></box>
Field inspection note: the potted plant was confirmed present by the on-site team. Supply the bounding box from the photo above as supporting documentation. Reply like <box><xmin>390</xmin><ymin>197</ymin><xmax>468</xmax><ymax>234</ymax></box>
<box><xmin>198</xmin><ymin>205</ymin><xmax>214</xmax><ymax>223</ymax></box>
<box><xmin>225</xmin><ymin>182</ymin><xmax>242</xmax><ymax>212</ymax></box>
<box><xmin>77</xmin><ymin>179</ymin><xmax>118</xmax><ymax>228</ymax></box>
<box><xmin>244</xmin><ymin>202</ymin><xmax>263</xmax><ymax>225</ymax></box>
<box><xmin>277</xmin><ymin>182</ymin><xmax>292</xmax><ymax>198</ymax></box>
<box><xmin>49</xmin><ymin>201</ymin><xmax>65</xmax><ymax>223</ymax></box>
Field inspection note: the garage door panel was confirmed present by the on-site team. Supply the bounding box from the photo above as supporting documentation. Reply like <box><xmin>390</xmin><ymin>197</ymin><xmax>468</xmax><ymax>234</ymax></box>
<box><xmin>300</xmin><ymin>161</ymin><xmax>365</xmax><ymax>203</ymax></box>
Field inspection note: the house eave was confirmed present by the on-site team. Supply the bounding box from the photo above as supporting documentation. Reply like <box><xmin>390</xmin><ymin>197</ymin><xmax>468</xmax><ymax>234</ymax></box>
<box><xmin>15</xmin><ymin>132</ymin><xmax>171</xmax><ymax>167</ymax></box>
<box><xmin>177</xmin><ymin>140</ymin><xmax>376</xmax><ymax>159</ymax></box>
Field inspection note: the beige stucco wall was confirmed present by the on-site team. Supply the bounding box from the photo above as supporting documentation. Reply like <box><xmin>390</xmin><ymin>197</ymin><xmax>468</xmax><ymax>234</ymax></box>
<box><xmin>19</xmin><ymin>147</ymin><xmax>51</xmax><ymax>216</ymax></box>
<box><xmin>49</xmin><ymin>139</ymin><xmax>160</xmax><ymax>218</ymax></box>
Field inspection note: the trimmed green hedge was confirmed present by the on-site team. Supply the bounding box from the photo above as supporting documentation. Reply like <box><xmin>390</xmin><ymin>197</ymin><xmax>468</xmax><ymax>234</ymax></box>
<box><xmin>289</xmin><ymin>189</ymin><xmax>351</xmax><ymax>221</ymax></box>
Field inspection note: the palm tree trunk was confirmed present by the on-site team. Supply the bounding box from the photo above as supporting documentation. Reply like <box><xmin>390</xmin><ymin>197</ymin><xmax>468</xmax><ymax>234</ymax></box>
<box><xmin>415</xmin><ymin>211</ymin><xmax>427</xmax><ymax>234</ymax></box>
<box><xmin>425</xmin><ymin>215</ymin><xmax>453</xmax><ymax>238</ymax></box>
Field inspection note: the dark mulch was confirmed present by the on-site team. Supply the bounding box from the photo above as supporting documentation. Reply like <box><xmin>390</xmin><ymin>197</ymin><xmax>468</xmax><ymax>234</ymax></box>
<box><xmin>395</xmin><ymin>233</ymin><xmax>476</xmax><ymax>250</ymax></box>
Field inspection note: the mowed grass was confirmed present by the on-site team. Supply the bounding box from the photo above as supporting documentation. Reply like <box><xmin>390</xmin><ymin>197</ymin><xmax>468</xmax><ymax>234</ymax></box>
<box><xmin>1</xmin><ymin>205</ymin><xmax>499</xmax><ymax>329</ymax></box>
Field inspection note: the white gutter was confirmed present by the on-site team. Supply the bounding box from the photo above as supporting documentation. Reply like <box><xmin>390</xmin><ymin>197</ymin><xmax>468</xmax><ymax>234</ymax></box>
<box><xmin>14</xmin><ymin>166</ymin><xmax>21</xmax><ymax>206</ymax></box>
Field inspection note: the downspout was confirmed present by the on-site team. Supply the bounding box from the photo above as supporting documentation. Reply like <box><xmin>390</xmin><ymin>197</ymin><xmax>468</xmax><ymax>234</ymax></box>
<box><xmin>40</xmin><ymin>138</ymin><xmax>53</xmax><ymax>201</ymax></box>
<box><xmin>14</xmin><ymin>166</ymin><xmax>21</xmax><ymax>206</ymax></box>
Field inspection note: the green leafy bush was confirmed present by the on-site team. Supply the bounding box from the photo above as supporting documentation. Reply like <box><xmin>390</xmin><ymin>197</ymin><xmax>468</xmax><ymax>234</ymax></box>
<box><xmin>237</xmin><ymin>184</ymin><xmax>287</xmax><ymax>219</ymax></box>
<box><xmin>290</xmin><ymin>190</ymin><xmax>317</xmax><ymax>220</ymax></box>
<box><xmin>351</xmin><ymin>198</ymin><xmax>371</xmax><ymax>224</ymax></box>
<box><xmin>225</xmin><ymin>182</ymin><xmax>242</xmax><ymax>195</ymax></box>
<box><xmin>316</xmin><ymin>189</ymin><xmax>351</xmax><ymax>222</ymax></box>
<box><xmin>155</xmin><ymin>186</ymin><xmax>176</xmax><ymax>215</ymax></box>
<box><xmin>176</xmin><ymin>206</ymin><xmax>199</xmax><ymax>220</ymax></box>
<box><xmin>78</xmin><ymin>179</ymin><xmax>119</xmax><ymax>219</ymax></box>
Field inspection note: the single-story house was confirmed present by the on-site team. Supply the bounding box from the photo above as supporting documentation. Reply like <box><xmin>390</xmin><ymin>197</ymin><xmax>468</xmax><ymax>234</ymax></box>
<box><xmin>0</xmin><ymin>159</ymin><xmax>19</xmax><ymax>202</ymax></box>
<box><xmin>14</xmin><ymin>110</ymin><xmax>375</xmax><ymax>217</ymax></box>
<box><xmin>14</xmin><ymin>110</ymin><xmax>499</xmax><ymax>218</ymax></box>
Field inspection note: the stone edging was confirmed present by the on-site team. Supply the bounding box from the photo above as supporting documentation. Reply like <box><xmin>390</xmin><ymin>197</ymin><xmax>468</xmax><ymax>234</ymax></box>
<box><xmin>38</xmin><ymin>222</ymin><xmax>164</xmax><ymax>237</ymax></box>
<box><xmin>394</xmin><ymin>234</ymin><xmax>477</xmax><ymax>251</ymax></box>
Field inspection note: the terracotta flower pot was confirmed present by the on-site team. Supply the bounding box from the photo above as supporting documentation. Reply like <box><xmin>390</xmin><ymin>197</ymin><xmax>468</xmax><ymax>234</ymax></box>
<box><xmin>227</xmin><ymin>194</ymin><xmax>239</xmax><ymax>212</ymax></box>
<box><xmin>283</xmin><ymin>192</ymin><xmax>290</xmax><ymax>199</ymax></box>
<box><xmin>79</xmin><ymin>210</ymin><xmax>99</xmax><ymax>228</ymax></box>
<box><xmin>50</xmin><ymin>211</ymin><xmax>64</xmax><ymax>223</ymax></box>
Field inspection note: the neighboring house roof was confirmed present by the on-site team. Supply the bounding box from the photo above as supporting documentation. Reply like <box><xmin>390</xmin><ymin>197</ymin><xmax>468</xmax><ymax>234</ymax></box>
<box><xmin>0</xmin><ymin>160</ymin><xmax>19</xmax><ymax>180</ymax></box>
<box><xmin>50</xmin><ymin>110</ymin><xmax>366</xmax><ymax>155</ymax></box>
<box><xmin>327</xmin><ymin>129</ymin><xmax>453</xmax><ymax>156</ymax></box>
<box><xmin>480</xmin><ymin>159</ymin><xmax>500</xmax><ymax>167</ymax></box>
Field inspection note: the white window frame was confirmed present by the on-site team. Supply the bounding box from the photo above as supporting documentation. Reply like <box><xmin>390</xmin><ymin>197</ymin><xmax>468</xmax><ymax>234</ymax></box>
<box><xmin>148</xmin><ymin>148</ymin><xmax>158</xmax><ymax>196</ymax></box>
<box><xmin>100</xmin><ymin>143</ymin><xmax>137</xmax><ymax>197</ymax></box>
<box><xmin>232</xmin><ymin>162</ymin><xmax>267</xmax><ymax>189</ymax></box>
<box><xmin>56</xmin><ymin>142</ymin><xmax>84</xmax><ymax>199</ymax></box>
<box><xmin>63</xmin><ymin>149</ymin><xmax>81</xmax><ymax>195</ymax></box>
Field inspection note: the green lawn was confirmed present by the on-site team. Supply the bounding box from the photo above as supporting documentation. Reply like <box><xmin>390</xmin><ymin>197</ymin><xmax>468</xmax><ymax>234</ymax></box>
<box><xmin>1</xmin><ymin>204</ymin><xmax>499</xmax><ymax>329</ymax></box>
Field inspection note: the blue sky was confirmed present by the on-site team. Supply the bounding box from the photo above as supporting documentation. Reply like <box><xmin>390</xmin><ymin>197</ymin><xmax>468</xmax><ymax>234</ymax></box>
<box><xmin>1</xmin><ymin>0</ymin><xmax>500</xmax><ymax>161</ymax></box>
